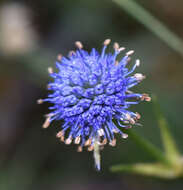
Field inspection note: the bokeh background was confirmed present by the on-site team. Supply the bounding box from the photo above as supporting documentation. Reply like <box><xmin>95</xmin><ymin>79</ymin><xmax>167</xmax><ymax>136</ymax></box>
<box><xmin>0</xmin><ymin>0</ymin><xmax>183</xmax><ymax>189</ymax></box>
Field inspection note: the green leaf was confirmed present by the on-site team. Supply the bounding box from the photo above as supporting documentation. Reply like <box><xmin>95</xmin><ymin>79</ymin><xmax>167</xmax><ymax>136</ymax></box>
<box><xmin>111</xmin><ymin>163</ymin><xmax>180</xmax><ymax>179</ymax></box>
<box><xmin>112</xmin><ymin>0</ymin><xmax>183</xmax><ymax>57</ymax></box>
<box><xmin>126</xmin><ymin>129</ymin><xmax>171</xmax><ymax>166</ymax></box>
<box><xmin>152</xmin><ymin>95</ymin><xmax>181</xmax><ymax>165</ymax></box>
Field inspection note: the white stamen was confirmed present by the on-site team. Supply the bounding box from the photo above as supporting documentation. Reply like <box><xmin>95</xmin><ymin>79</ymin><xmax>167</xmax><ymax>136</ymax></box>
<box><xmin>88</xmin><ymin>145</ymin><xmax>94</xmax><ymax>151</ymax></box>
<box><xmin>48</xmin><ymin>67</ymin><xmax>53</xmax><ymax>74</ymax></box>
<box><xmin>112</xmin><ymin>128</ymin><xmax>118</xmax><ymax>133</ymax></box>
<box><xmin>103</xmin><ymin>39</ymin><xmax>111</xmax><ymax>46</ymax></box>
<box><xmin>77</xmin><ymin>146</ymin><xmax>82</xmax><ymax>152</ymax></box>
<box><xmin>56</xmin><ymin>130</ymin><xmax>64</xmax><ymax>138</ymax></box>
<box><xmin>126</xmin><ymin>113</ymin><xmax>131</xmax><ymax>120</ymax></box>
<box><xmin>134</xmin><ymin>73</ymin><xmax>146</xmax><ymax>81</ymax></box>
<box><xmin>74</xmin><ymin>136</ymin><xmax>81</xmax><ymax>144</ymax></box>
<box><xmin>65</xmin><ymin>137</ymin><xmax>72</xmax><ymax>145</ymax></box>
<box><xmin>118</xmin><ymin>47</ymin><xmax>125</xmax><ymax>52</ymax></box>
<box><xmin>85</xmin><ymin>139</ymin><xmax>92</xmax><ymax>146</ymax></box>
<box><xmin>98</xmin><ymin>129</ymin><xmax>104</xmax><ymax>136</ymax></box>
<box><xmin>136</xmin><ymin>59</ymin><xmax>140</xmax><ymax>66</ymax></box>
<box><xmin>113</xmin><ymin>42</ymin><xmax>119</xmax><ymax>50</ymax></box>
<box><xmin>109</xmin><ymin>139</ymin><xmax>116</xmax><ymax>147</ymax></box>
<box><xmin>126</xmin><ymin>50</ymin><xmax>134</xmax><ymax>56</ymax></box>
<box><xmin>37</xmin><ymin>99</ymin><xmax>43</xmax><ymax>104</ymax></box>
<box><xmin>75</xmin><ymin>41</ymin><xmax>83</xmax><ymax>49</ymax></box>
<box><xmin>57</xmin><ymin>54</ymin><xmax>62</xmax><ymax>61</ymax></box>
<box><xmin>42</xmin><ymin>117</ymin><xmax>51</xmax><ymax>128</ymax></box>
<box><xmin>122</xmin><ymin>133</ymin><xmax>128</xmax><ymax>139</ymax></box>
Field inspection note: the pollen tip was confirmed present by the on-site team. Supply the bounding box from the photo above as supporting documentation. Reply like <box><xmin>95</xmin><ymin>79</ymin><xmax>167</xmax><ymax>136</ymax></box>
<box><xmin>60</xmin><ymin>136</ymin><xmax>65</xmax><ymax>142</ymax></box>
<box><xmin>88</xmin><ymin>145</ymin><xmax>94</xmax><ymax>151</ymax></box>
<box><xmin>56</xmin><ymin>130</ymin><xmax>64</xmax><ymax>138</ymax></box>
<box><xmin>48</xmin><ymin>67</ymin><xmax>53</xmax><ymax>74</ymax></box>
<box><xmin>77</xmin><ymin>146</ymin><xmax>83</xmax><ymax>152</ymax></box>
<box><xmin>126</xmin><ymin>50</ymin><xmax>134</xmax><ymax>56</ymax></box>
<box><xmin>134</xmin><ymin>73</ymin><xmax>146</xmax><ymax>81</ymax></box>
<box><xmin>113</xmin><ymin>42</ymin><xmax>119</xmax><ymax>50</ymax></box>
<box><xmin>141</xmin><ymin>93</ymin><xmax>151</xmax><ymax>102</ymax></box>
<box><xmin>69</xmin><ymin>50</ymin><xmax>75</xmax><ymax>56</ymax></box>
<box><xmin>65</xmin><ymin>137</ymin><xmax>72</xmax><ymax>145</ymax></box>
<box><xmin>118</xmin><ymin>47</ymin><xmax>125</xmax><ymax>52</ymax></box>
<box><xmin>103</xmin><ymin>39</ymin><xmax>111</xmax><ymax>46</ymax></box>
<box><xmin>74</xmin><ymin>136</ymin><xmax>81</xmax><ymax>144</ymax></box>
<box><xmin>102</xmin><ymin>138</ymin><xmax>107</xmax><ymax>145</ymax></box>
<box><xmin>57</xmin><ymin>54</ymin><xmax>62</xmax><ymax>61</ymax></box>
<box><xmin>109</xmin><ymin>139</ymin><xmax>116</xmax><ymax>147</ymax></box>
<box><xmin>136</xmin><ymin>59</ymin><xmax>140</xmax><ymax>66</ymax></box>
<box><xmin>75</xmin><ymin>41</ymin><xmax>83</xmax><ymax>49</ymax></box>
<box><xmin>42</xmin><ymin>117</ymin><xmax>51</xmax><ymax>128</ymax></box>
<box><xmin>84</xmin><ymin>138</ymin><xmax>92</xmax><ymax>146</ymax></box>
<box><xmin>37</xmin><ymin>99</ymin><xmax>43</xmax><ymax>104</ymax></box>
<box><xmin>136</xmin><ymin>112</ymin><xmax>141</xmax><ymax>120</ymax></box>
<box><xmin>122</xmin><ymin>133</ymin><xmax>128</xmax><ymax>139</ymax></box>
<box><xmin>98</xmin><ymin>129</ymin><xmax>104</xmax><ymax>136</ymax></box>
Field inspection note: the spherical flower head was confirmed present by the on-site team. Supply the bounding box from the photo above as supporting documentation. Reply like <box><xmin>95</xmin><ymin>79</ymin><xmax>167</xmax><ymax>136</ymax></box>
<box><xmin>38</xmin><ymin>39</ymin><xmax>150</xmax><ymax>170</ymax></box>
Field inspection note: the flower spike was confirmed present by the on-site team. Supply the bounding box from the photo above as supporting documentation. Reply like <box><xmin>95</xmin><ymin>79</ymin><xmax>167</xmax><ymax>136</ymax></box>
<box><xmin>39</xmin><ymin>39</ymin><xmax>150</xmax><ymax>170</ymax></box>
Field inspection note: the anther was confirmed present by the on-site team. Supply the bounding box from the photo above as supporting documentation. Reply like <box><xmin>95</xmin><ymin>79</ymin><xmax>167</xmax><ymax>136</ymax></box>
<box><xmin>112</xmin><ymin>128</ymin><xmax>118</xmax><ymax>133</ymax></box>
<box><xmin>77</xmin><ymin>146</ymin><xmax>83</xmax><ymax>152</ymax></box>
<box><xmin>135</xmin><ymin>112</ymin><xmax>141</xmax><ymax>120</ymax></box>
<box><xmin>56</xmin><ymin>130</ymin><xmax>64</xmax><ymax>138</ymax></box>
<box><xmin>48</xmin><ymin>67</ymin><xmax>53</xmax><ymax>74</ymax></box>
<box><xmin>126</xmin><ymin>50</ymin><xmax>134</xmax><ymax>56</ymax></box>
<box><xmin>69</xmin><ymin>50</ymin><xmax>75</xmax><ymax>56</ymax></box>
<box><xmin>113</xmin><ymin>42</ymin><xmax>119</xmax><ymax>50</ymax></box>
<box><xmin>102</xmin><ymin>138</ymin><xmax>107</xmax><ymax>145</ymax></box>
<box><xmin>65</xmin><ymin>137</ymin><xmax>72</xmax><ymax>145</ymax></box>
<box><xmin>75</xmin><ymin>41</ymin><xmax>83</xmax><ymax>49</ymax></box>
<box><xmin>42</xmin><ymin>117</ymin><xmax>51</xmax><ymax>128</ymax></box>
<box><xmin>60</xmin><ymin>136</ymin><xmax>64</xmax><ymax>142</ymax></box>
<box><xmin>88</xmin><ymin>146</ymin><xmax>94</xmax><ymax>151</ymax></box>
<box><xmin>125</xmin><ymin>113</ymin><xmax>135</xmax><ymax>124</ymax></box>
<box><xmin>109</xmin><ymin>139</ymin><xmax>116</xmax><ymax>147</ymax></box>
<box><xmin>57</xmin><ymin>54</ymin><xmax>62</xmax><ymax>61</ymax></box>
<box><xmin>122</xmin><ymin>133</ymin><xmax>128</xmax><ymax>139</ymax></box>
<box><xmin>103</xmin><ymin>39</ymin><xmax>111</xmax><ymax>46</ymax></box>
<box><xmin>84</xmin><ymin>138</ymin><xmax>92</xmax><ymax>146</ymax></box>
<box><xmin>136</xmin><ymin>59</ymin><xmax>140</xmax><ymax>66</ymax></box>
<box><xmin>134</xmin><ymin>73</ymin><xmax>146</xmax><ymax>81</ymax></box>
<box><xmin>37</xmin><ymin>99</ymin><xmax>43</xmax><ymax>104</ymax></box>
<box><xmin>118</xmin><ymin>47</ymin><xmax>125</xmax><ymax>52</ymax></box>
<box><xmin>98</xmin><ymin>129</ymin><xmax>104</xmax><ymax>136</ymax></box>
<box><xmin>141</xmin><ymin>94</ymin><xmax>151</xmax><ymax>102</ymax></box>
<box><xmin>74</xmin><ymin>136</ymin><xmax>81</xmax><ymax>144</ymax></box>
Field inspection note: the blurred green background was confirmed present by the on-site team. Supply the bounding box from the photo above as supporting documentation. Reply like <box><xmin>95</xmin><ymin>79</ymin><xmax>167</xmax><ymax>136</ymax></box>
<box><xmin>0</xmin><ymin>0</ymin><xmax>183</xmax><ymax>189</ymax></box>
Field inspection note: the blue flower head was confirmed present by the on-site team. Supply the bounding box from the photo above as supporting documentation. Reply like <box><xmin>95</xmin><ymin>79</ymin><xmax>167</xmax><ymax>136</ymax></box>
<box><xmin>38</xmin><ymin>39</ymin><xmax>150</xmax><ymax>170</ymax></box>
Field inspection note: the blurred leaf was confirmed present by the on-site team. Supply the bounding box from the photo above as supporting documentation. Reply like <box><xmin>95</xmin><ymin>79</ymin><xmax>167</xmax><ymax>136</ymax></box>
<box><xmin>113</xmin><ymin>0</ymin><xmax>183</xmax><ymax>57</ymax></box>
<box><xmin>111</xmin><ymin>163</ymin><xmax>181</xmax><ymax>179</ymax></box>
<box><xmin>126</xmin><ymin>129</ymin><xmax>171</xmax><ymax>166</ymax></box>
<box><xmin>153</xmin><ymin>95</ymin><xmax>181</xmax><ymax>165</ymax></box>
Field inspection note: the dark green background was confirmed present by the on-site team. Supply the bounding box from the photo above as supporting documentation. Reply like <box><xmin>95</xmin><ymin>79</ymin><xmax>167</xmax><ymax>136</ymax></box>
<box><xmin>0</xmin><ymin>0</ymin><xmax>182</xmax><ymax>189</ymax></box>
